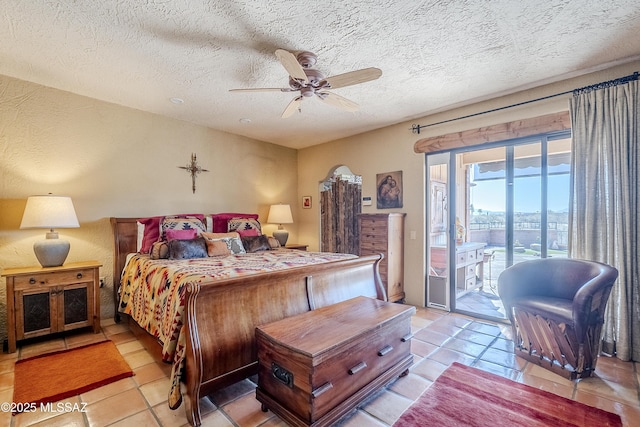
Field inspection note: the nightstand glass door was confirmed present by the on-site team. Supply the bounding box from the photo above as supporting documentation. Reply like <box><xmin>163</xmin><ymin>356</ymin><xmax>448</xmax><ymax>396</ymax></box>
<box><xmin>18</xmin><ymin>289</ymin><xmax>55</xmax><ymax>338</ymax></box>
<box><xmin>63</xmin><ymin>286</ymin><xmax>90</xmax><ymax>326</ymax></box>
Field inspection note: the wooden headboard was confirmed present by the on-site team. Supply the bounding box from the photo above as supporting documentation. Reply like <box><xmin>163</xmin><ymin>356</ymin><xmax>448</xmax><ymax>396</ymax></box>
<box><xmin>110</xmin><ymin>217</ymin><xmax>138</xmax><ymax>319</ymax></box>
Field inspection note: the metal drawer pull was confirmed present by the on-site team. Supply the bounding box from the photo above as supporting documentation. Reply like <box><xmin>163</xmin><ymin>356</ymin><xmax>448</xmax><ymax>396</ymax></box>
<box><xmin>401</xmin><ymin>333</ymin><xmax>413</xmax><ymax>342</ymax></box>
<box><xmin>378</xmin><ymin>345</ymin><xmax>393</xmax><ymax>356</ymax></box>
<box><xmin>29</xmin><ymin>278</ymin><xmax>36</xmax><ymax>284</ymax></box>
<box><xmin>312</xmin><ymin>382</ymin><xmax>333</xmax><ymax>398</ymax></box>
<box><xmin>348</xmin><ymin>361</ymin><xmax>367</xmax><ymax>375</ymax></box>
<box><xmin>77</xmin><ymin>273</ymin><xmax>83</xmax><ymax>279</ymax></box>
<box><xmin>271</xmin><ymin>362</ymin><xmax>294</xmax><ymax>388</ymax></box>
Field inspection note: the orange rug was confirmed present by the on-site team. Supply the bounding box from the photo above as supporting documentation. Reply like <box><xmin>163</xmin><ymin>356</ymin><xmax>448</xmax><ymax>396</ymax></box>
<box><xmin>13</xmin><ymin>340</ymin><xmax>134</xmax><ymax>412</ymax></box>
<box><xmin>393</xmin><ymin>362</ymin><xmax>622</xmax><ymax>427</ymax></box>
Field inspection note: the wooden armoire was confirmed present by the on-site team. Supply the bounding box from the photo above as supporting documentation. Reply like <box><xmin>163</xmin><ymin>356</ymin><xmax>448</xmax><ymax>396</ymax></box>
<box><xmin>357</xmin><ymin>213</ymin><xmax>406</xmax><ymax>302</ymax></box>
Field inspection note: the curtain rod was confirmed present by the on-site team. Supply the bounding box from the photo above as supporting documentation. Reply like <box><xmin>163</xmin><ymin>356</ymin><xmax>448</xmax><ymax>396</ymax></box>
<box><xmin>411</xmin><ymin>71</ymin><xmax>639</xmax><ymax>134</ymax></box>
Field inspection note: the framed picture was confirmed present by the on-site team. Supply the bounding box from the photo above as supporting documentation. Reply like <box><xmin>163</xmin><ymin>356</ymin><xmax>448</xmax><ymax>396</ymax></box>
<box><xmin>376</xmin><ymin>171</ymin><xmax>403</xmax><ymax>209</ymax></box>
<box><xmin>302</xmin><ymin>196</ymin><xmax>312</xmax><ymax>209</ymax></box>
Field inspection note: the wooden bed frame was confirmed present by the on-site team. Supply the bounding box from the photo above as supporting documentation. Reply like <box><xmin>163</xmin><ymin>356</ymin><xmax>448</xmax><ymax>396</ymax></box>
<box><xmin>110</xmin><ymin>217</ymin><xmax>386</xmax><ymax>426</ymax></box>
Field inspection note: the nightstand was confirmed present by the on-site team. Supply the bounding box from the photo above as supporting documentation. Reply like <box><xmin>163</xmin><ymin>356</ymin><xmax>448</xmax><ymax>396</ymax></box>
<box><xmin>2</xmin><ymin>261</ymin><xmax>102</xmax><ymax>353</ymax></box>
<box><xmin>284</xmin><ymin>244</ymin><xmax>308</xmax><ymax>251</ymax></box>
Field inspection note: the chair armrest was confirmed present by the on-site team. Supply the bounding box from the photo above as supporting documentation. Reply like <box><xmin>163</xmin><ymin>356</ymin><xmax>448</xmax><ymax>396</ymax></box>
<box><xmin>572</xmin><ymin>263</ymin><xmax>618</xmax><ymax>339</ymax></box>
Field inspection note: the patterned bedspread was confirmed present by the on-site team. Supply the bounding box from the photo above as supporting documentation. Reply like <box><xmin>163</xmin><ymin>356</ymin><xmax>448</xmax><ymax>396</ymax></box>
<box><xmin>118</xmin><ymin>249</ymin><xmax>357</xmax><ymax>407</ymax></box>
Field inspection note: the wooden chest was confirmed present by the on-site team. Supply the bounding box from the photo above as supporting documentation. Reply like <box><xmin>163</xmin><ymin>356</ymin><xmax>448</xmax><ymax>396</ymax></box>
<box><xmin>256</xmin><ymin>296</ymin><xmax>415</xmax><ymax>427</ymax></box>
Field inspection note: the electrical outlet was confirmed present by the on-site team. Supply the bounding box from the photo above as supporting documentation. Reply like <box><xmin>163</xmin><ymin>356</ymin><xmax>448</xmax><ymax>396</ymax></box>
<box><xmin>99</xmin><ymin>276</ymin><xmax>106</xmax><ymax>288</ymax></box>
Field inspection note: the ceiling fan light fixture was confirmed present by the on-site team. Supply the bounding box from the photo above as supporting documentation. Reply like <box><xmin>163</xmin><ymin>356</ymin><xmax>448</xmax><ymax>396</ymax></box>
<box><xmin>296</xmin><ymin>51</ymin><xmax>317</xmax><ymax>68</ymax></box>
<box><xmin>230</xmin><ymin>49</ymin><xmax>382</xmax><ymax>117</ymax></box>
<box><xmin>300</xmin><ymin>87</ymin><xmax>315</xmax><ymax>97</ymax></box>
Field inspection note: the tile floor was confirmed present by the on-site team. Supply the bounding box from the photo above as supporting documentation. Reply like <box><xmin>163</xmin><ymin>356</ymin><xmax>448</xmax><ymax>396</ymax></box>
<box><xmin>1</xmin><ymin>307</ymin><xmax>639</xmax><ymax>426</ymax></box>
<box><xmin>456</xmin><ymin>288</ymin><xmax>506</xmax><ymax>320</ymax></box>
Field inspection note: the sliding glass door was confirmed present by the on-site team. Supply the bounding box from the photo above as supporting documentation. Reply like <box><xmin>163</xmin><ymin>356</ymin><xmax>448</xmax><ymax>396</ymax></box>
<box><xmin>426</xmin><ymin>131</ymin><xmax>571</xmax><ymax>321</ymax></box>
<box><xmin>426</xmin><ymin>153</ymin><xmax>451</xmax><ymax>310</ymax></box>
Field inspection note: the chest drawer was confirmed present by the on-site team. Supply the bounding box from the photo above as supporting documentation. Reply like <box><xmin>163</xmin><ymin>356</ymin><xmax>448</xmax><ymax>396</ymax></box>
<box><xmin>13</xmin><ymin>268</ymin><xmax>95</xmax><ymax>289</ymax></box>
<box><xmin>256</xmin><ymin>296</ymin><xmax>414</xmax><ymax>425</ymax></box>
<box><xmin>360</xmin><ymin>225</ymin><xmax>388</xmax><ymax>237</ymax></box>
<box><xmin>360</xmin><ymin>218</ymin><xmax>388</xmax><ymax>231</ymax></box>
<box><xmin>359</xmin><ymin>239</ymin><xmax>388</xmax><ymax>253</ymax></box>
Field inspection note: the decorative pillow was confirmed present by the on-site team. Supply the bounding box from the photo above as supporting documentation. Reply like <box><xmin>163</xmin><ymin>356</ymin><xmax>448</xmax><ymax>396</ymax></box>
<box><xmin>236</xmin><ymin>228</ymin><xmax>260</xmax><ymax>237</ymax></box>
<box><xmin>138</xmin><ymin>214</ymin><xmax>206</xmax><ymax>253</ymax></box>
<box><xmin>241</xmin><ymin>235</ymin><xmax>271</xmax><ymax>253</ymax></box>
<box><xmin>202</xmin><ymin>232</ymin><xmax>239</xmax><ymax>239</ymax></box>
<box><xmin>204</xmin><ymin>214</ymin><xmax>213</xmax><ymax>232</ymax></box>
<box><xmin>211</xmin><ymin>213</ymin><xmax>259</xmax><ymax>233</ymax></box>
<box><xmin>267</xmin><ymin>236</ymin><xmax>281</xmax><ymax>249</ymax></box>
<box><xmin>205</xmin><ymin>239</ymin><xmax>231</xmax><ymax>256</ymax></box>
<box><xmin>168</xmin><ymin>237</ymin><xmax>208</xmax><ymax>260</ymax></box>
<box><xmin>150</xmin><ymin>241</ymin><xmax>169</xmax><ymax>259</ymax></box>
<box><xmin>166</xmin><ymin>228</ymin><xmax>197</xmax><ymax>241</ymax></box>
<box><xmin>161</xmin><ymin>215</ymin><xmax>206</xmax><ymax>241</ymax></box>
<box><xmin>138</xmin><ymin>216</ymin><xmax>163</xmax><ymax>253</ymax></box>
<box><xmin>201</xmin><ymin>232</ymin><xmax>246</xmax><ymax>254</ymax></box>
<box><xmin>228</xmin><ymin>217</ymin><xmax>262</xmax><ymax>234</ymax></box>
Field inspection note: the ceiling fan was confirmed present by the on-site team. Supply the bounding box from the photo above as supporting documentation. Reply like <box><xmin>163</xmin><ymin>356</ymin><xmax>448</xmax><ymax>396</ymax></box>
<box><xmin>229</xmin><ymin>49</ymin><xmax>382</xmax><ymax>118</ymax></box>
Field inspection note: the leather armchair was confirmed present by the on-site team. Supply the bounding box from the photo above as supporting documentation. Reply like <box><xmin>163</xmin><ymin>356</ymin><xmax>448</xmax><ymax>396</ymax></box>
<box><xmin>498</xmin><ymin>258</ymin><xmax>618</xmax><ymax>379</ymax></box>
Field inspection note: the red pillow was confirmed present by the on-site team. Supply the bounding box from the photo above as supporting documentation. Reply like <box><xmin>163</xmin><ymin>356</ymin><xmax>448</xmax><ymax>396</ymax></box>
<box><xmin>139</xmin><ymin>216</ymin><xmax>163</xmax><ymax>254</ymax></box>
<box><xmin>236</xmin><ymin>228</ymin><xmax>260</xmax><ymax>237</ymax></box>
<box><xmin>211</xmin><ymin>213</ymin><xmax>259</xmax><ymax>233</ymax></box>
<box><xmin>165</xmin><ymin>228</ymin><xmax>197</xmax><ymax>241</ymax></box>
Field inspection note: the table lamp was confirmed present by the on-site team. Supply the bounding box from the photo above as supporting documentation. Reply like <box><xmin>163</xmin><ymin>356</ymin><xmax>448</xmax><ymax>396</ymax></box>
<box><xmin>20</xmin><ymin>195</ymin><xmax>80</xmax><ymax>267</ymax></box>
<box><xmin>267</xmin><ymin>204</ymin><xmax>293</xmax><ymax>246</ymax></box>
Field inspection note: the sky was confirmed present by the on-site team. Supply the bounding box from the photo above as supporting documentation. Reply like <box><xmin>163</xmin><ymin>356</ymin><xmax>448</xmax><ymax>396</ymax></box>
<box><xmin>470</xmin><ymin>173</ymin><xmax>570</xmax><ymax>213</ymax></box>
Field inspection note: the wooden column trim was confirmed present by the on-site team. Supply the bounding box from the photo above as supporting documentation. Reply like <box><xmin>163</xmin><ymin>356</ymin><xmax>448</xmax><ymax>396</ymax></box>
<box><xmin>413</xmin><ymin>111</ymin><xmax>571</xmax><ymax>154</ymax></box>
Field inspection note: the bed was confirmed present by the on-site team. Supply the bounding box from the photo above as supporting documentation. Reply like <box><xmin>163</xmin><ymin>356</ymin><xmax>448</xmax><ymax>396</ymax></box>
<box><xmin>110</xmin><ymin>216</ymin><xmax>386</xmax><ymax>426</ymax></box>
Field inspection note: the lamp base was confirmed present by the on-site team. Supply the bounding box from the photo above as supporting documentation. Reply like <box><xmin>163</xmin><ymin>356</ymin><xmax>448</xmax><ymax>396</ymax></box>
<box><xmin>273</xmin><ymin>229</ymin><xmax>289</xmax><ymax>247</ymax></box>
<box><xmin>33</xmin><ymin>235</ymin><xmax>70</xmax><ymax>268</ymax></box>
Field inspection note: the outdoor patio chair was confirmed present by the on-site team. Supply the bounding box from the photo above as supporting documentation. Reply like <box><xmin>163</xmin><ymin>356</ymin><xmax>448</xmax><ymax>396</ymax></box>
<box><xmin>498</xmin><ymin>258</ymin><xmax>618</xmax><ymax>379</ymax></box>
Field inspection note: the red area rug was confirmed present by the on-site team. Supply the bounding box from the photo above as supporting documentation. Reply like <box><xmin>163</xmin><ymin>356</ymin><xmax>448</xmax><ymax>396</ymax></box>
<box><xmin>393</xmin><ymin>362</ymin><xmax>621</xmax><ymax>427</ymax></box>
<box><xmin>13</xmin><ymin>340</ymin><xmax>134</xmax><ymax>412</ymax></box>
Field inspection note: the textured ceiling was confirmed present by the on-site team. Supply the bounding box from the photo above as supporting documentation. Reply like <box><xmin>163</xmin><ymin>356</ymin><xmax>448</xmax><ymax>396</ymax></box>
<box><xmin>2</xmin><ymin>1</ymin><xmax>640</xmax><ymax>149</ymax></box>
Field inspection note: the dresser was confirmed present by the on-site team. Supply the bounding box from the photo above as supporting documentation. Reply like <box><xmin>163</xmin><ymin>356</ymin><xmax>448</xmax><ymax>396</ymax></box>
<box><xmin>431</xmin><ymin>242</ymin><xmax>485</xmax><ymax>296</ymax></box>
<box><xmin>358</xmin><ymin>213</ymin><xmax>405</xmax><ymax>302</ymax></box>
<box><xmin>256</xmin><ymin>296</ymin><xmax>414</xmax><ymax>427</ymax></box>
<box><xmin>2</xmin><ymin>261</ymin><xmax>102</xmax><ymax>353</ymax></box>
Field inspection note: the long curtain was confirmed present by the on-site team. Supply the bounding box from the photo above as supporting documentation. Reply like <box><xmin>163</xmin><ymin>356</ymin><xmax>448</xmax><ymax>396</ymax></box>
<box><xmin>568</xmin><ymin>79</ymin><xmax>640</xmax><ymax>361</ymax></box>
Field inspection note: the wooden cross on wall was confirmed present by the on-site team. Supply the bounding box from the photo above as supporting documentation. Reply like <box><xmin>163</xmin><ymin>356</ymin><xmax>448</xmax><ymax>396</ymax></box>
<box><xmin>179</xmin><ymin>153</ymin><xmax>209</xmax><ymax>193</ymax></box>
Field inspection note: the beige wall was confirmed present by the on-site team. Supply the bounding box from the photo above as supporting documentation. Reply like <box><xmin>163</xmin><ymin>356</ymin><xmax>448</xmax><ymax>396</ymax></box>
<box><xmin>297</xmin><ymin>60</ymin><xmax>640</xmax><ymax>307</ymax></box>
<box><xmin>1</xmin><ymin>60</ymin><xmax>638</xmax><ymax>341</ymax></box>
<box><xmin>0</xmin><ymin>75</ymin><xmax>298</xmax><ymax>339</ymax></box>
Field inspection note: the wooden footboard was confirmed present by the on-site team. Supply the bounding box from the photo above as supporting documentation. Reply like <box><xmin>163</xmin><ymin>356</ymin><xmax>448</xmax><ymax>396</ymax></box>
<box><xmin>110</xmin><ymin>218</ymin><xmax>386</xmax><ymax>426</ymax></box>
<box><xmin>183</xmin><ymin>254</ymin><xmax>384</xmax><ymax>425</ymax></box>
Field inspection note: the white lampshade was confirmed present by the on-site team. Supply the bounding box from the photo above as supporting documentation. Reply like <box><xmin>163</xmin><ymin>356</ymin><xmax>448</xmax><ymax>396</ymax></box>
<box><xmin>267</xmin><ymin>204</ymin><xmax>293</xmax><ymax>225</ymax></box>
<box><xmin>20</xmin><ymin>195</ymin><xmax>80</xmax><ymax>267</ymax></box>
<box><xmin>268</xmin><ymin>204</ymin><xmax>293</xmax><ymax>247</ymax></box>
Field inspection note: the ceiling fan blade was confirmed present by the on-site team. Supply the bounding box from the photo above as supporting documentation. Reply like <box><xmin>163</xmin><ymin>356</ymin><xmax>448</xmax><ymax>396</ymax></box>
<box><xmin>323</xmin><ymin>67</ymin><xmax>382</xmax><ymax>89</ymax></box>
<box><xmin>275</xmin><ymin>49</ymin><xmax>308</xmax><ymax>83</ymax></box>
<box><xmin>229</xmin><ymin>88</ymin><xmax>293</xmax><ymax>93</ymax></box>
<box><xmin>282</xmin><ymin>96</ymin><xmax>303</xmax><ymax>118</ymax></box>
<box><xmin>316</xmin><ymin>92</ymin><xmax>359</xmax><ymax>112</ymax></box>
